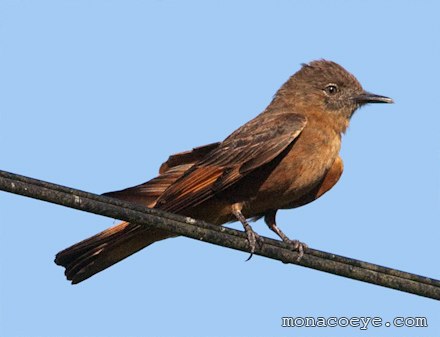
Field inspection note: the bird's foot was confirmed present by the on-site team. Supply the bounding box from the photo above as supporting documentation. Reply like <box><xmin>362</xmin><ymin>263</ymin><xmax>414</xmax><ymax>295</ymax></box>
<box><xmin>244</xmin><ymin>226</ymin><xmax>264</xmax><ymax>261</ymax></box>
<box><xmin>282</xmin><ymin>237</ymin><xmax>308</xmax><ymax>262</ymax></box>
<box><xmin>264</xmin><ymin>212</ymin><xmax>307</xmax><ymax>262</ymax></box>
<box><xmin>231</xmin><ymin>203</ymin><xmax>264</xmax><ymax>261</ymax></box>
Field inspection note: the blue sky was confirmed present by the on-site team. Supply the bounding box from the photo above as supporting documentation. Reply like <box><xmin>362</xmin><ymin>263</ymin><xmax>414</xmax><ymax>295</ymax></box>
<box><xmin>1</xmin><ymin>1</ymin><xmax>439</xmax><ymax>336</ymax></box>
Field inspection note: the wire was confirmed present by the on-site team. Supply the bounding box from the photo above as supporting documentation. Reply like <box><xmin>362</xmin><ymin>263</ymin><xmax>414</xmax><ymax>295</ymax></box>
<box><xmin>1</xmin><ymin>169</ymin><xmax>439</xmax><ymax>300</ymax></box>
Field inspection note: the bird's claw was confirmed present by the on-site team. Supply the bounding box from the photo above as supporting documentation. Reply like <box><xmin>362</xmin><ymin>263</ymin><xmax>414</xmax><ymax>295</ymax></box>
<box><xmin>231</xmin><ymin>204</ymin><xmax>264</xmax><ymax>261</ymax></box>
<box><xmin>245</xmin><ymin>230</ymin><xmax>264</xmax><ymax>261</ymax></box>
<box><xmin>286</xmin><ymin>239</ymin><xmax>308</xmax><ymax>262</ymax></box>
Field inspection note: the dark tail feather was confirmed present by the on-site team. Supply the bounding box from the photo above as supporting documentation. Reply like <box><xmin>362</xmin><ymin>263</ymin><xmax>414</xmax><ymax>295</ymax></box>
<box><xmin>55</xmin><ymin>221</ymin><xmax>175</xmax><ymax>284</ymax></box>
<box><xmin>55</xmin><ymin>143</ymin><xmax>221</xmax><ymax>283</ymax></box>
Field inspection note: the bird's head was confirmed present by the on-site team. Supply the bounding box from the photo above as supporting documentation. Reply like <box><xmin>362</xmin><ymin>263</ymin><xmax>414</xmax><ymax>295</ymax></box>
<box><xmin>273</xmin><ymin>60</ymin><xmax>393</xmax><ymax>129</ymax></box>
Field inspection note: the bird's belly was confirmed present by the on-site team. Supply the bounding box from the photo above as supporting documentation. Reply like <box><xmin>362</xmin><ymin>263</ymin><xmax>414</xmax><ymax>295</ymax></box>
<box><xmin>245</xmin><ymin>133</ymin><xmax>341</xmax><ymax>214</ymax></box>
<box><xmin>188</xmin><ymin>129</ymin><xmax>342</xmax><ymax>223</ymax></box>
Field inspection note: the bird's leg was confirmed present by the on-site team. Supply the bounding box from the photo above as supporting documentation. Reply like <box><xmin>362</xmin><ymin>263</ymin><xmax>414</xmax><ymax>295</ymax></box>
<box><xmin>264</xmin><ymin>210</ymin><xmax>307</xmax><ymax>261</ymax></box>
<box><xmin>231</xmin><ymin>203</ymin><xmax>264</xmax><ymax>260</ymax></box>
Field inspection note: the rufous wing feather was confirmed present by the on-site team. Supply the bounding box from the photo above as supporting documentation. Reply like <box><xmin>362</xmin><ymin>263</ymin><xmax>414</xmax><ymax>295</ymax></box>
<box><xmin>55</xmin><ymin>144</ymin><xmax>220</xmax><ymax>283</ymax></box>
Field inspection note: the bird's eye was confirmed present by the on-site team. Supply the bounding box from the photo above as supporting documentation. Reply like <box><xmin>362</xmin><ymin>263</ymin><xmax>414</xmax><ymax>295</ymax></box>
<box><xmin>324</xmin><ymin>84</ymin><xmax>338</xmax><ymax>95</ymax></box>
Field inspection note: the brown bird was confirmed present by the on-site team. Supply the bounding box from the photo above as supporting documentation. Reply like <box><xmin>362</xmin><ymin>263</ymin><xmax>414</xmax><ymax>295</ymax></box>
<box><xmin>55</xmin><ymin>60</ymin><xmax>393</xmax><ymax>284</ymax></box>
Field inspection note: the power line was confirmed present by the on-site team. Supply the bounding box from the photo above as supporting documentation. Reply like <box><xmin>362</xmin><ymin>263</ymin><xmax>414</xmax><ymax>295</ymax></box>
<box><xmin>1</xmin><ymin>169</ymin><xmax>439</xmax><ymax>300</ymax></box>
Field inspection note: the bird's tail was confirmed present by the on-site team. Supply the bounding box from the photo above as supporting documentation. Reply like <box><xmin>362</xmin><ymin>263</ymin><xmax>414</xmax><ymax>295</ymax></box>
<box><xmin>55</xmin><ymin>221</ymin><xmax>175</xmax><ymax>284</ymax></box>
<box><xmin>55</xmin><ymin>143</ymin><xmax>221</xmax><ymax>284</ymax></box>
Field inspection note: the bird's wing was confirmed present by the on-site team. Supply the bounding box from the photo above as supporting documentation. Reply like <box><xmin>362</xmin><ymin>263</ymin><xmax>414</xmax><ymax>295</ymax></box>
<box><xmin>156</xmin><ymin>111</ymin><xmax>307</xmax><ymax>213</ymax></box>
<box><xmin>159</xmin><ymin>142</ymin><xmax>221</xmax><ymax>174</ymax></box>
<box><xmin>102</xmin><ymin>143</ymin><xmax>221</xmax><ymax>206</ymax></box>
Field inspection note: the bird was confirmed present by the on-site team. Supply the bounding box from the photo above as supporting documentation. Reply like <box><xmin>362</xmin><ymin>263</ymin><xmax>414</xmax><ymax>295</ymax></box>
<box><xmin>55</xmin><ymin>59</ymin><xmax>393</xmax><ymax>284</ymax></box>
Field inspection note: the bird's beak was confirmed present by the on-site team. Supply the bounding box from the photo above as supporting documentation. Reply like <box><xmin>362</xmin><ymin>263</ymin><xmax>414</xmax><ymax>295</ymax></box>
<box><xmin>354</xmin><ymin>91</ymin><xmax>394</xmax><ymax>104</ymax></box>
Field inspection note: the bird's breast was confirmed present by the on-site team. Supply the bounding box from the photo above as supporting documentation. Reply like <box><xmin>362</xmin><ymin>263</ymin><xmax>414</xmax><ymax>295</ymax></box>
<box><xmin>246</xmin><ymin>125</ymin><xmax>342</xmax><ymax>213</ymax></box>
